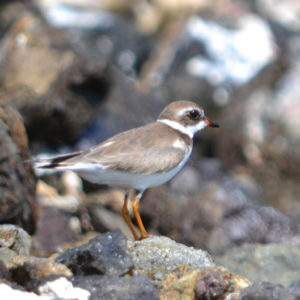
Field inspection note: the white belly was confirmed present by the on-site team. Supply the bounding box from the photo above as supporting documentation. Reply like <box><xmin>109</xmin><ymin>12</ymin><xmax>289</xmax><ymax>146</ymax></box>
<box><xmin>78</xmin><ymin>168</ymin><xmax>173</xmax><ymax>189</ymax></box>
<box><xmin>74</xmin><ymin>162</ymin><xmax>182</xmax><ymax>190</ymax></box>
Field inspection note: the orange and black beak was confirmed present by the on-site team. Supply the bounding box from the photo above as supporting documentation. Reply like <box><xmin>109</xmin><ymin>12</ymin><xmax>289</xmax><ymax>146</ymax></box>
<box><xmin>205</xmin><ymin>119</ymin><xmax>219</xmax><ymax>128</ymax></box>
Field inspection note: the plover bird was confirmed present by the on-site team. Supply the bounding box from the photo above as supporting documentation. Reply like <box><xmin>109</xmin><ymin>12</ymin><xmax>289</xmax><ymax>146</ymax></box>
<box><xmin>34</xmin><ymin>100</ymin><xmax>219</xmax><ymax>240</ymax></box>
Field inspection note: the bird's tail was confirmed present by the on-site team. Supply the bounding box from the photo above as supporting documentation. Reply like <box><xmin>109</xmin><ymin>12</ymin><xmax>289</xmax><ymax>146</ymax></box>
<box><xmin>29</xmin><ymin>152</ymin><xmax>82</xmax><ymax>169</ymax></box>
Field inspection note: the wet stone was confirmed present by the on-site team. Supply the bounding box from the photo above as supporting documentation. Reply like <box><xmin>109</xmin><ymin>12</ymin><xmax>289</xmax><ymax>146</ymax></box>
<box><xmin>56</xmin><ymin>230</ymin><xmax>132</xmax><ymax>276</ymax></box>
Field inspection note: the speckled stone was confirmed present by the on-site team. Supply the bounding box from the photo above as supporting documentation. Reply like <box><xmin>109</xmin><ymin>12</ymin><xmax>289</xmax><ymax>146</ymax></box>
<box><xmin>0</xmin><ymin>224</ymin><xmax>32</xmax><ymax>255</ymax></box>
<box><xmin>127</xmin><ymin>235</ymin><xmax>214</xmax><ymax>282</ymax></box>
<box><xmin>160</xmin><ymin>265</ymin><xmax>250</xmax><ymax>300</ymax></box>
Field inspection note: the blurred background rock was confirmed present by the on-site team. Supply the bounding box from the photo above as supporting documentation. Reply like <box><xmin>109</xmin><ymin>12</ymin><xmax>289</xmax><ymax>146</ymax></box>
<box><xmin>0</xmin><ymin>0</ymin><xmax>299</xmax><ymax>286</ymax></box>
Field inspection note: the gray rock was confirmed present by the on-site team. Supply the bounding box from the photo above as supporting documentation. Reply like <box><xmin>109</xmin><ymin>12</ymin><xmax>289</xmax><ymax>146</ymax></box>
<box><xmin>0</xmin><ymin>224</ymin><xmax>32</xmax><ymax>256</ymax></box>
<box><xmin>207</xmin><ymin>205</ymin><xmax>300</xmax><ymax>255</ymax></box>
<box><xmin>140</xmin><ymin>162</ymin><xmax>300</xmax><ymax>256</ymax></box>
<box><xmin>239</xmin><ymin>282</ymin><xmax>300</xmax><ymax>300</ymax></box>
<box><xmin>56</xmin><ymin>230</ymin><xmax>132</xmax><ymax>276</ymax></box>
<box><xmin>72</xmin><ymin>275</ymin><xmax>159</xmax><ymax>300</ymax></box>
<box><xmin>290</xmin><ymin>281</ymin><xmax>300</xmax><ymax>298</ymax></box>
<box><xmin>0</xmin><ymin>247</ymin><xmax>18</xmax><ymax>266</ymax></box>
<box><xmin>127</xmin><ymin>236</ymin><xmax>214</xmax><ymax>282</ymax></box>
<box><xmin>216</xmin><ymin>243</ymin><xmax>300</xmax><ymax>286</ymax></box>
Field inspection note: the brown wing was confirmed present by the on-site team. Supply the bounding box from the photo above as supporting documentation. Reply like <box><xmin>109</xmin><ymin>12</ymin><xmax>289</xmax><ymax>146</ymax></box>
<box><xmin>87</xmin><ymin>147</ymin><xmax>185</xmax><ymax>174</ymax></box>
<box><xmin>67</xmin><ymin>123</ymin><xmax>190</xmax><ymax>174</ymax></box>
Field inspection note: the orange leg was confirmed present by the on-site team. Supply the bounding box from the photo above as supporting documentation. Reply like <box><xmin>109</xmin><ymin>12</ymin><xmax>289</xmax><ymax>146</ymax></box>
<box><xmin>132</xmin><ymin>191</ymin><xmax>149</xmax><ymax>240</ymax></box>
<box><xmin>122</xmin><ymin>192</ymin><xmax>139</xmax><ymax>240</ymax></box>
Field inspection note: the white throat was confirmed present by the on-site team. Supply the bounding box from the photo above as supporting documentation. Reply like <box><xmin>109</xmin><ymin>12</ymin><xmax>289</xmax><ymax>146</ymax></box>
<box><xmin>157</xmin><ymin>119</ymin><xmax>207</xmax><ymax>138</ymax></box>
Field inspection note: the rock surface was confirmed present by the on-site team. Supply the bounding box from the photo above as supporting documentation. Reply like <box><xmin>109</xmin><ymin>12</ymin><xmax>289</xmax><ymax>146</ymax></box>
<box><xmin>127</xmin><ymin>235</ymin><xmax>214</xmax><ymax>282</ymax></box>
<box><xmin>71</xmin><ymin>275</ymin><xmax>159</xmax><ymax>300</ymax></box>
<box><xmin>56</xmin><ymin>230</ymin><xmax>132</xmax><ymax>276</ymax></box>
<box><xmin>0</xmin><ymin>11</ymin><xmax>110</xmax><ymax>150</ymax></box>
<box><xmin>216</xmin><ymin>243</ymin><xmax>300</xmax><ymax>286</ymax></box>
<box><xmin>0</xmin><ymin>224</ymin><xmax>32</xmax><ymax>256</ymax></box>
<box><xmin>33</xmin><ymin>206</ymin><xmax>74</xmax><ymax>256</ymax></box>
<box><xmin>0</xmin><ymin>105</ymin><xmax>37</xmax><ymax>234</ymax></box>
<box><xmin>139</xmin><ymin>161</ymin><xmax>300</xmax><ymax>255</ymax></box>
<box><xmin>160</xmin><ymin>265</ymin><xmax>250</xmax><ymax>300</ymax></box>
<box><xmin>5</xmin><ymin>256</ymin><xmax>72</xmax><ymax>289</ymax></box>
<box><xmin>1</xmin><ymin>227</ymin><xmax>300</xmax><ymax>299</ymax></box>
<box><xmin>1</xmin><ymin>0</ymin><xmax>300</xmax><ymax>299</ymax></box>
<box><xmin>239</xmin><ymin>282</ymin><xmax>300</xmax><ymax>300</ymax></box>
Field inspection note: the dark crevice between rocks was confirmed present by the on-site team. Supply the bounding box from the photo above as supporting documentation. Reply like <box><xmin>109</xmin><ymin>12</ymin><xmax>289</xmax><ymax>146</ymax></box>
<box><xmin>10</xmin><ymin>266</ymin><xmax>31</xmax><ymax>288</ymax></box>
<box><xmin>68</xmin><ymin>76</ymin><xmax>111</xmax><ymax>105</ymax></box>
<box><xmin>68</xmin><ymin>252</ymin><xmax>106</xmax><ymax>276</ymax></box>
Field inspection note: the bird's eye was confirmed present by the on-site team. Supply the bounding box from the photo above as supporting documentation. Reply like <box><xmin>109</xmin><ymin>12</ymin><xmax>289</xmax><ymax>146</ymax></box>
<box><xmin>188</xmin><ymin>109</ymin><xmax>200</xmax><ymax>120</ymax></box>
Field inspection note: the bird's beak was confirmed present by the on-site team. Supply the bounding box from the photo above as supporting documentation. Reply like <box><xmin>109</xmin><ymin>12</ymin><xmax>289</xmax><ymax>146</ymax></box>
<box><xmin>205</xmin><ymin>119</ymin><xmax>219</xmax><ymax>128</ymax></box>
